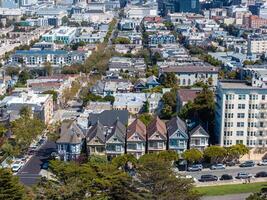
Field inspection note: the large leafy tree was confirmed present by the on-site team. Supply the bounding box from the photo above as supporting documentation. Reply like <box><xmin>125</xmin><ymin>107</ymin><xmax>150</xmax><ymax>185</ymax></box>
<box><xmin>203</xmin><ymin>146</ymin><xmax>227</xmax><ymax>164</ymax></box>
<box><xmin>137</xmin><ymin>153</ymin><xmax>200</xmax><ymax>200</ymax></box>
<box><xmin>161</xmin><ymin>90</ymin><xmax>177</xmax><ymax>119</ymax></box>
<box><xmin>182</xmin><ymin>149</ymin><xmax>203</xmax><ymax>164</ymax></box>
<box><xmin>226</xmin><ymin>144</ymin><xmax>249</xmax><ymax>161</ymax></box>
<box><xmin>0</xmin><ymin>168</ymin><xmax>27</xmax><ymax>200</ymax></box>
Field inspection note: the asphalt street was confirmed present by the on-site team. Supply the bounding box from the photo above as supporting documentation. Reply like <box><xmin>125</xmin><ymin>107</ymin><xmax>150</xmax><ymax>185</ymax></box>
<box><xmin>184</xmin><ymin>165</ymin><xmax>267</xmax><ymax>180</ymax></box>
<box><xmin>17</xmin><ymin>141</ymin><xmax>56</xmax><ymax>186</ymax></box>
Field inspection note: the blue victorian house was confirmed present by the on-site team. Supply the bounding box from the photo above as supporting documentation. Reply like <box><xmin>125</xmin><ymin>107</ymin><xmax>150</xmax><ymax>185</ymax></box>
<box><xmin>166</xmin><ymin>116</ymin><xmax>189</xmax><ymax>154</ymax></box>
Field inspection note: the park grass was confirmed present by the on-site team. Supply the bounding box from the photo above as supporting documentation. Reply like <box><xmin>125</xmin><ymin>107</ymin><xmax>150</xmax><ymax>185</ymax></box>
<box><xmin>195</xmin><ymin>182</ymin><xmax>267</xmax><ymax>196</ymax></box>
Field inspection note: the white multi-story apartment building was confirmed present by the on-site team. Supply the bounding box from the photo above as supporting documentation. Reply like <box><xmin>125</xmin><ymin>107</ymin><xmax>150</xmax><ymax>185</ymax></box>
<box><xmin>215</xmin><ymin>80</ymin><xmax>267</xmax><ymax>148</ymax></box>
<box><xmin>247</xmin><ymin>34</ymin><xmax>267</xmax><ymax>55</ymax></box>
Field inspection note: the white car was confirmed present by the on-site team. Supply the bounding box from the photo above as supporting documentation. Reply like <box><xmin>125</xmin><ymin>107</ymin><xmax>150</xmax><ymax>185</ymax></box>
<box><xmin>258</xmin><ymin>159</ymin><xmax>267</xmax><ymax>166</ymax></box>
<box><xmin>11</xmin><ymin>161</ymin><xmax>24</xmax><ymax>172</ymax></box>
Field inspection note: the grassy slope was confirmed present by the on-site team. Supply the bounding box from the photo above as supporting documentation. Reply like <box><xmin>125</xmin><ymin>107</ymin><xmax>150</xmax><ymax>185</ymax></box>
<box><xmin>195</xmin><ymin>182</ymin><xmax>267</xmax><ymax>196</ymax></box>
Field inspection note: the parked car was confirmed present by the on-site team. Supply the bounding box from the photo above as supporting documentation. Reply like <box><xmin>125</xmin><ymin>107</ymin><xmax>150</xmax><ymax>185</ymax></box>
<box><xmin>225</xmin><ymin>161</ymin><xmax>236</xmax><ymax>167</ymax></box>
<box><xmin>210</xmin><ymin>163</ymin><xmax>225</xmax><ymax>170</ymax></box>
<box><xmin>188</xmin><ymin>164</ymin><xmax>202</xmax><ymax>172</ymax></box>
<box><xmin>11</xmin><ymin>161</ymin><xmax>24</xmax><ymax>172</ymax></box>
<box><xmin>258</xmin><ymin>159</ymin><xmax>267</xmax><ymax>166</ymax></box>
<box><xmin>239</xmin><ymin>160</ymin><xmax>255</xmax><ymax>167</ymax></box>
<box><xmin>199</xmin><ymin>175</ymin><xmax>218</xmax><ymax>182</ymax></box>
<box><xmin>236</xmin><ymin>172</ymin><xmax>252</xmax><ymax>179</ymax></box>
<box><xmin>255</xmin><ymin>171</ymin><xmax>267</xmax><ymax>178</ymax></box>
<box><xmin>220</xmin><ymin>174</ymin><xmax>233</xmax><ymax>180</ymax></box>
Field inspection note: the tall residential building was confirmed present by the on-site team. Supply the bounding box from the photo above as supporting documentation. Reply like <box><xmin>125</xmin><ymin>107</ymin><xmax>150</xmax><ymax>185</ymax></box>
<box><xmin>178</xmin><ymin>0</ymin><xmax>200</xmax><ymax>13</ymax></box>
<box><xmin>215</xmin><ymin>80</ymin><xmax>267</xmax><ymax>148</ymax></box>
<box><xmin>247</xmin><ymin>34</ymin><xmax>267</xmax><ymax>55</ymax></box>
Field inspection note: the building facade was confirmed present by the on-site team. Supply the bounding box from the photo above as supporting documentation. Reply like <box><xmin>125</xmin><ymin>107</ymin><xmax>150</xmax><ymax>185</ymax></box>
<box><xmin>215</xmin><ymin>80</ymin><xmax>267</xmax><ymax>147</ymax></box>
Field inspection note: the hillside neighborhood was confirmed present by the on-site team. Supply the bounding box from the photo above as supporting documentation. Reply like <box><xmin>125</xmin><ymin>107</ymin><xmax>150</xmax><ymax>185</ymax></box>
<box><xmin>0</xmin><ymin>0</ymin><xmax>267</xmax><ymax>200</ymax></box>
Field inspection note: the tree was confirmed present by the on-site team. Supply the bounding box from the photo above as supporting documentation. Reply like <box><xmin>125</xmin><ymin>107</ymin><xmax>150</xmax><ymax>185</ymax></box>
<box><xmin>6</xmin><ymin>67</ymin><xmax>20</xmax><ymax>77</ymax></box>
<box><xmin>151</xmin><ymin>52</ymin><xmax>163</xmax><ymax>65</ymax></box>
<box><xmin>43</xmin><ymin>61</ymin><xmax>52</xmax><ymax>76</ymax></box>
<box><xmin>161</xmin><ymin>72</ymin><xmax>178</xmax><ymax>88</ymax></box>
<box><xmin>143</xmin><ymin>100</ymin><xmax>149</xmax><ymax>113</ymax></box>
<box><xmin>35</xmin><ymin>159</ymin><xmax>148</xmax><ymax>200</ymax></box>
<box><xmin>139</xmin><ymin>113</ymin><xmax>153</xmax><ymax>126</ymax></box>
<box><xmin>137</xmin><ymin>153</ymin><xmax>200</xmax><ymax>200</ymax></box>
<box><xmin>247</xmin><ymin>190</ymin><xmax>267</xmax><ymax>200</ymax></box>
<box><xmin>0</xmin><ymin>124</ymin><xmax>7</xmax><ymax>137</ymax></box>
<box><xmin>226</xmin><ymin>144</ymin><xmax>249</xmax><ymax>161</ymax></box>
<box><xmin>182</xmin><ymin>149</ymin><xmax>203</xmax><ymax>164</ymax></box>
<box><xmin>203</xmin><ymin>146</ymin><xmax>227</xmax><ymax>163</ymax></box>
<box><xmin>0</xmin><ymin>168</ymin><xmax>27</xmax><ymax>200</ymax></box>
<box><xmin>19</xmin><ymin>106</ymin><xmax>32</xmax><ymax>118</ymax></box>
<box><xmin>111</xmin><ymin>154</ymin><xmax>137</xmax><ymax>169</ymax></box>
<box><xmin>113</xmin><ymin>37</ymin><xmax>131</xmax><ymax>44</ymax></box>
<box><xmin>18</xmin><ymin>70</ymin><xmax>31</xmax><ymax>85</ymax></box>
<box><xmin>161</xmin><ymin>90</ymin><xmax>177</xmax><ymax>119</ymax></box>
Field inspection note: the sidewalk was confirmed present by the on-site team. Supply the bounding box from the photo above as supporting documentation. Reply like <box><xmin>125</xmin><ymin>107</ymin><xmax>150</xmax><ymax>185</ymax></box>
<box><xmin>201</xmin><ymin>193</ymin><xmax>251</xmax><ymax>200</ymax></box>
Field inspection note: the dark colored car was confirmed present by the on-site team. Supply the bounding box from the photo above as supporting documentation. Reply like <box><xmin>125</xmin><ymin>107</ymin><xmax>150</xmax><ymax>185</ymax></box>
<box><xmin>220</xmin><ymin>174</ymin><xmax>233</xmax><ymax>180</ymax></box>
<box><xmin>239</xmin><ymin>161</ymin><xmax>255</xmax><ymax>168</ymax></box>
<box><xmin>199</xmin><ymin>175</ymin><xmax>218</xmax><ymax>182</ymax></box>
<box><xmin>255</xmin><ymin>171</ymin><xmax>267</xmax><ymax>178</ymax></box>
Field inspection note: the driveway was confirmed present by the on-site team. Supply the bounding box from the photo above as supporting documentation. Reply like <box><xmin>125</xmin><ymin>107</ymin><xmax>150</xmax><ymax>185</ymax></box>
<box><xmin>17</xmin><ymin>141</ymin><xmax>57</xmax><ymax>186</ymax></box>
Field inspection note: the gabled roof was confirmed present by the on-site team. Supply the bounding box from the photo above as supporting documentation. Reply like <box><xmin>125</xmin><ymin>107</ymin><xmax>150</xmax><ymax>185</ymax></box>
<box><xmin>166</xmin><ymin>116</ymin><xmax>188</xmax><ymax>139</ymax></box>
<box><xmin>127</xmin><ymin>119</ymin><xmax>146</xmax><ymax>140</ymax></box>
<box><xmin>134</xmin><ymin>80</ymin><xmax>146</xmax><ymax>88</ymax></box>
<box><xmin>88</xmin><ymin>110</ymin><xmax>128</xmax><ymax>126</ymax></box>
<box><xmin>106</xmin><ymin>120</ymin><xmax>126</xmax><ymax>143</ymax></box>
<box><xmin>189</xmin><ymin>125</ymin><xmax>209</xmax><ymax>138</ymax></box>
<box><xmin>146</xmin><ymin>75</ymin><xmax>160</xmax><ymax>85</ymax></box>
<box><xmin>86</xmin><ymin>121</ymin><xmax>106</xmax><ymax>144</ymax></box>
<box><xmin>147</xmin><ymin>116</ymin><xmax>167</xmax><ymax>139</ymax></box>
<box><xmin>57</xmin><ymin>121</ymin><xmax>84</xmax><ymax>144</ymax></box>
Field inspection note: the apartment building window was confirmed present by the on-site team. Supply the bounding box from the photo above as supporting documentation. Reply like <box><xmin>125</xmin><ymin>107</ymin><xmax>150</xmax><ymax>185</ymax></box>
<box><xmin>225</xmin><ymin>113</ymin><xmax>234</xmax><ymax>118</ymax></box>
<box><xmin>236</xmin><ymin>131</ymin><xmax>244</xmax><ymax>136</ymax></box>
<box><xmin>224</xmin><ymin>122</ymin><xmax>233</xmax><ymax>127</ymax></box>
<box><xmin>249</xmin><ymin>94</ymin><xmax>258</xmax><ymax>100</ymax></box>
<box><xmin>261</xmin><ymin>104</ymin><xmax>265</xmax><ymax>109</ymax></box>
<box><xmin>259</xmin><ymin>131</ymin><xmax>263</xmax><ymax>136</ymax></box>
<box><xmin>225</xmin><ymin>104</ymin><xmax>234</xmax><ymax>109</ymax></box>
<box><xmin>237</xmin><ymin>122</ymin><xmax>244</xmax><ymax>127</ymax></box>
<box><xmin>262</xmin><ymin>95</ymin><xmax>265</xmax><ymax>100</ymax></box>
<box><xmin>237</xmin><ymin>113</ymin><xmax>245</xmax><ymax>118</ymax></box>
<box><xmin>260</xmin><ymin>122</ymin><xmax>264</xmax><ymax>128</ymax></box>
<box><xmin>224</xmin><ymin>131</ymin><xmax>233</xmax><ymax>136</ymax></box>
<box><xmin>238</xmin><ymin>104</ymin><xmax>245</xmax><ymax>109</ymax></box>
<box><xmin>238</xmin><ymin>94</ymin><xmax>246</xmax><ymax>100</ymax></box>
<box><xmin>226</xmin><ymin>94</ymin><xmax>234</xmax><ymax>100</ymax></box>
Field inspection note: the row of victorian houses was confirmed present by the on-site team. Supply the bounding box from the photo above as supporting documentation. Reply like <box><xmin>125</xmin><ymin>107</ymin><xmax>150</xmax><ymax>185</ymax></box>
<box><xmin>56</xmin><ymin>111</ymin><xmax>209</xmax><ymax>161</ymax></box>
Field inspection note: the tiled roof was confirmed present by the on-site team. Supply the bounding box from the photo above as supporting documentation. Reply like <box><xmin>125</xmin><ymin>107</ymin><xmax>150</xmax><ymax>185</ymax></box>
<box><xmin>177</xmin><ymin>88</ymin><xmax>202</xmax><ymax>102</ymax></box>
<box><xmin>127</xmin><ymin>119</ymin><xmax>146</xmax><ymax>140</ymax></box>
<box><xmin>147</xmin><ymin>116</ymin><xmax>167</xmax><ymax>138</ymax></box>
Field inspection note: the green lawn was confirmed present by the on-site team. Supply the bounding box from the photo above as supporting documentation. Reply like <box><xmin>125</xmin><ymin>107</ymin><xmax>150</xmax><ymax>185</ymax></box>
<box><xmin>195</xmin><ymin>182</ymin><xmax>267</xmax><ymax>196</ymax></box>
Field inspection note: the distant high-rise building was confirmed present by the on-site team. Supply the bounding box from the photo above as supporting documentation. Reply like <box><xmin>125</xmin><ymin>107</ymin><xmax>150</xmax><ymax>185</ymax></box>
<box><xmin>178</xmin><ymin>0</ymin><xmax>200</xmax><ymax>13</ymax></box>
<box><xmin>159</xmin><ymin>0</ymin><xmax>199</xmax><ymax>16</ymax></box>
